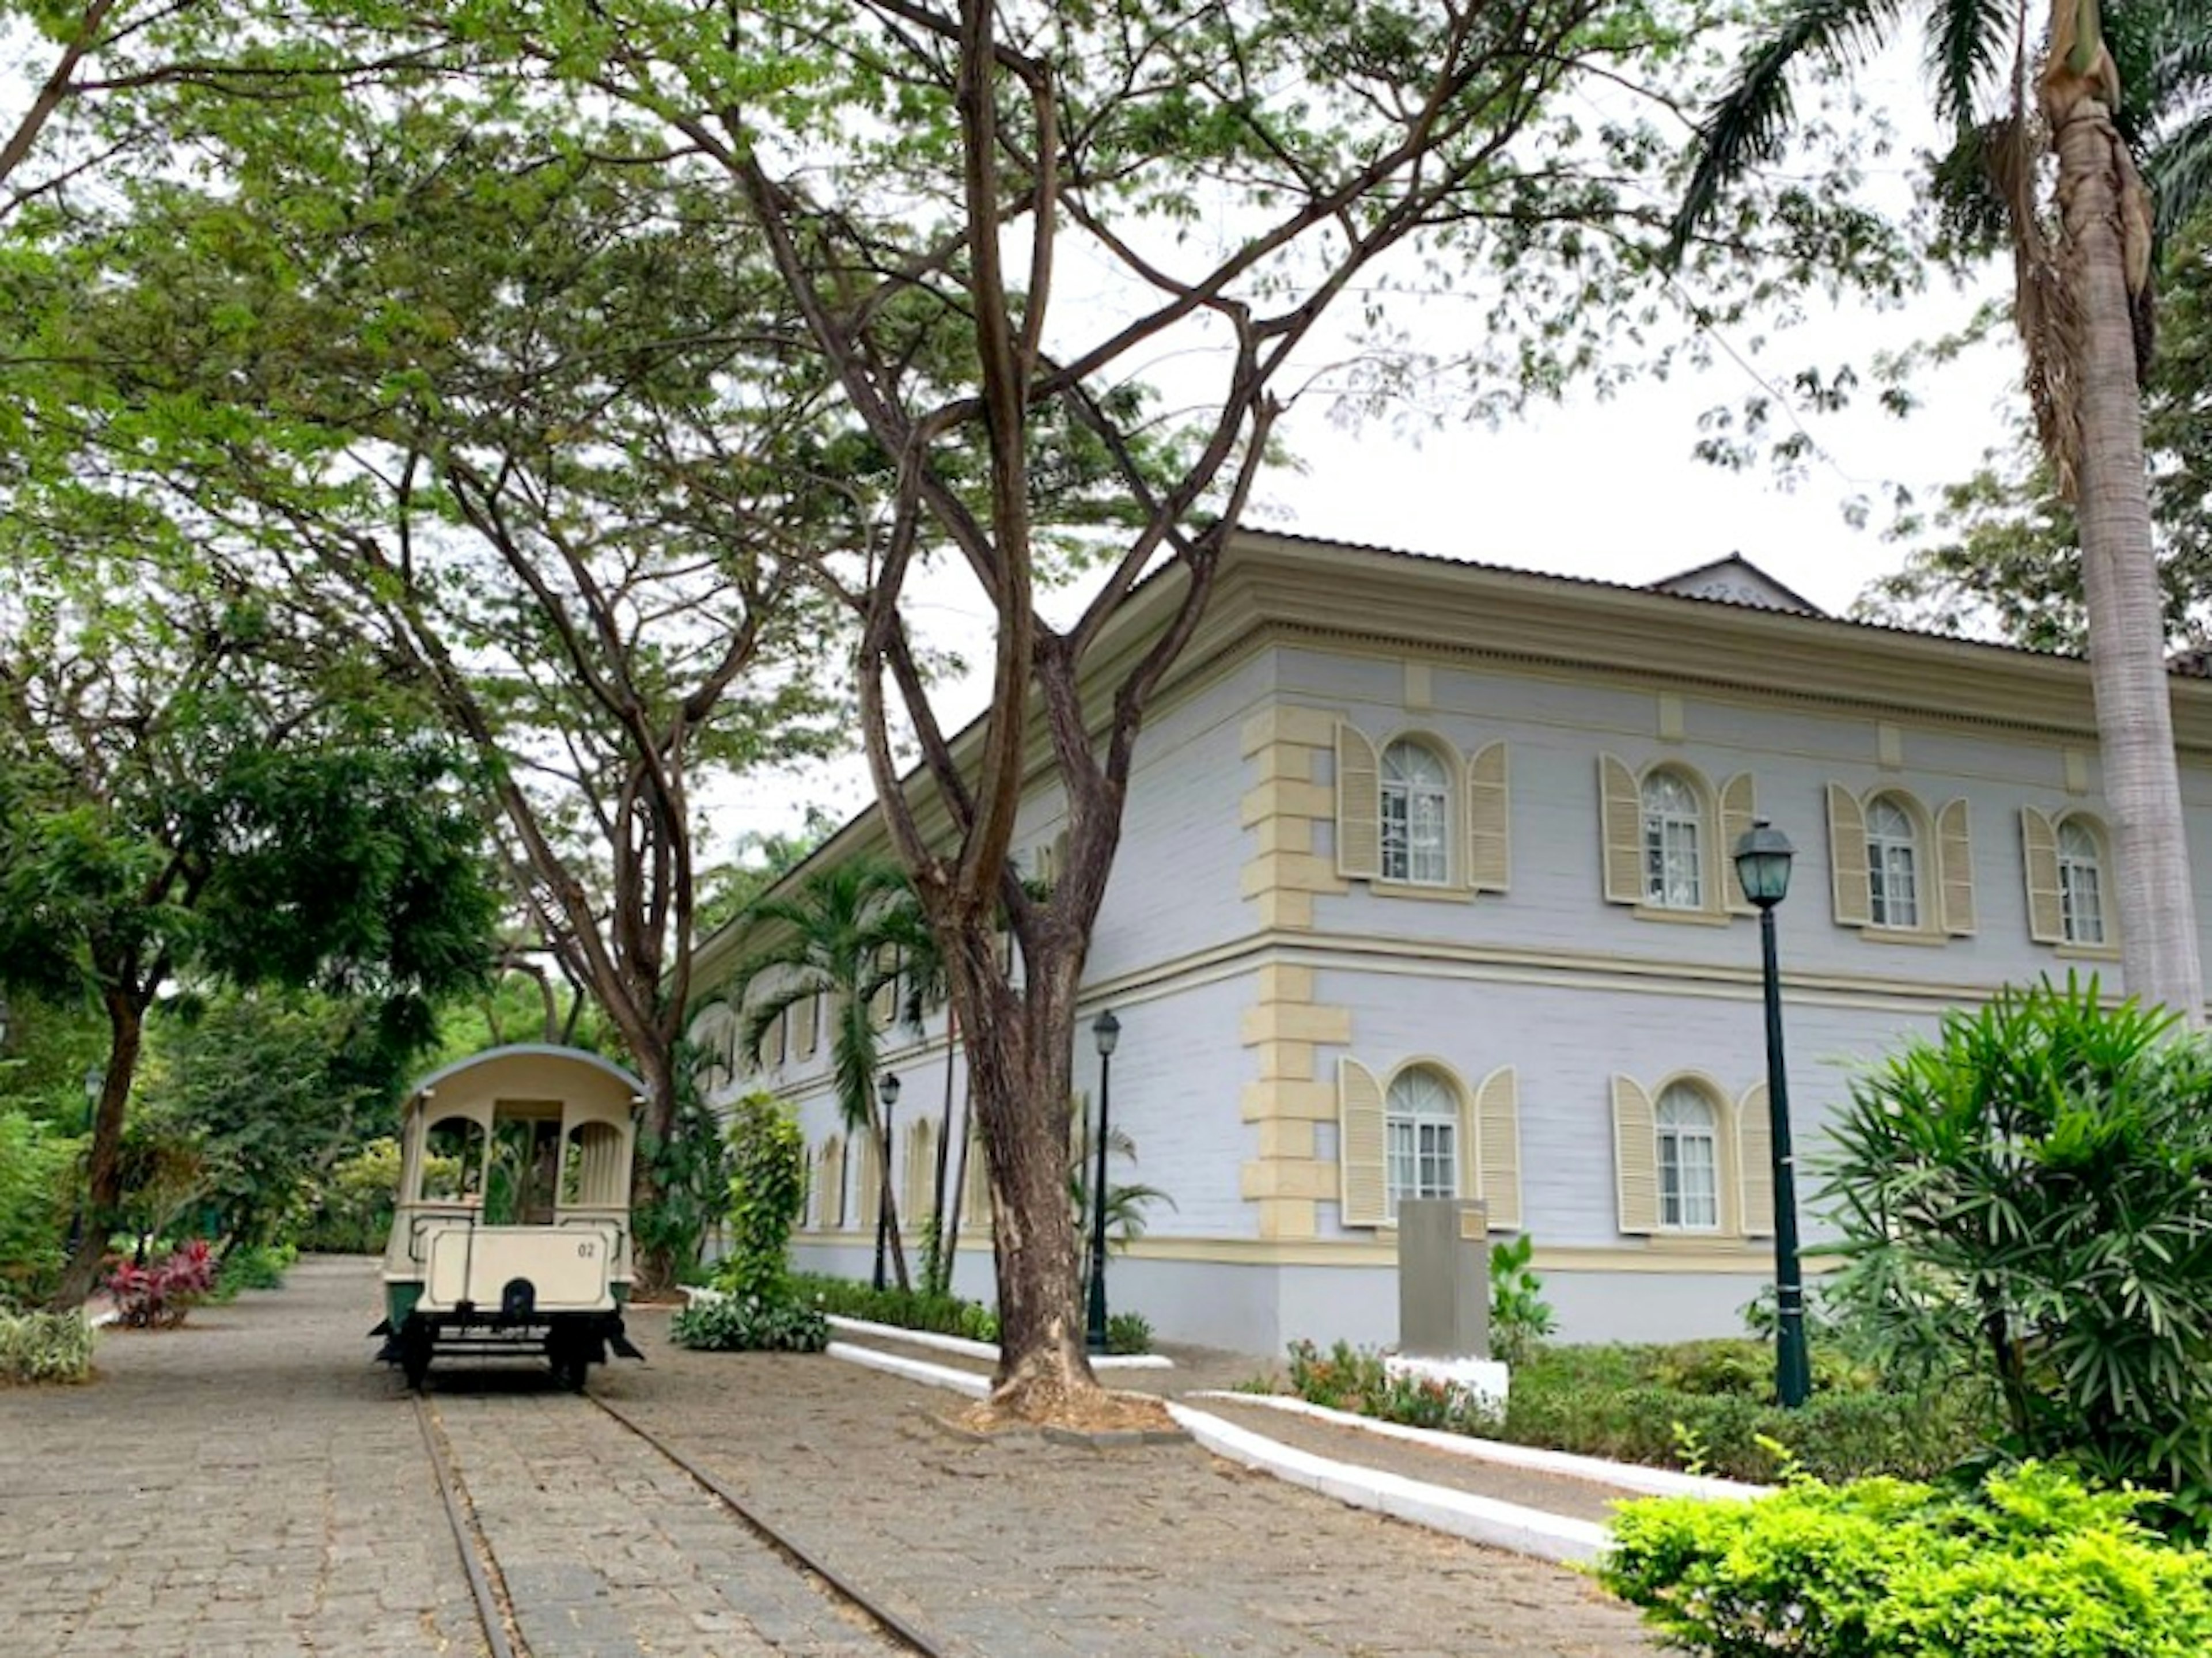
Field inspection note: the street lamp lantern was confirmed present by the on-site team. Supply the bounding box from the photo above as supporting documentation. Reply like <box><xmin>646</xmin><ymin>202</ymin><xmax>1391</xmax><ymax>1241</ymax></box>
<box><xmin>1731</xmin><ymin>818</ymin><xmax>1812</xmax><ymax>1410</ymax></box>
<box><xmin>1085</xmin><ymin>1010</ymin><xmax>1120</xmax><ymax>1354</ymax></box>
<box><xmin>1732</xmin><ymin>819</ymin><xmax>1796</xmax><ymax>907</ymax></box>
<box><xmin>873</xmin><ymin>1070</ymin><xmax>901</xmax><ymax>1291</ymax></box>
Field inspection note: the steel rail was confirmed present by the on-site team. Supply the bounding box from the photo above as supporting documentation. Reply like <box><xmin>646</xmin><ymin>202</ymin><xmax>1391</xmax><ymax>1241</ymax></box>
<box><xmin>412</xmin><ymin>1394</ymin><xmax>523</xmax><ymax>1658</ymax></box>
<box><xmin>588</xmin><ymin>1393</ymin><xmax>956</xmax><ymax>1658</ymax></box>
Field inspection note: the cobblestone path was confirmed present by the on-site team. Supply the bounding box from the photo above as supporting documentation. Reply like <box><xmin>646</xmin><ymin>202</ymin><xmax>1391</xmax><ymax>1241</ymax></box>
<box><xmin>0</xmin><ymin>1257</ymin><xmax>482</xmax><ymax>1657</ymax></box>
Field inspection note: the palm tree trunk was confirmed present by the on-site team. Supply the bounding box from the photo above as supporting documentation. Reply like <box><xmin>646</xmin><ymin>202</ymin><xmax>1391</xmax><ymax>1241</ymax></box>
<box><xmin>2047</xmin><ymin>27</ymin><xmax>2206</xmax><ymax>1025</ymax></box>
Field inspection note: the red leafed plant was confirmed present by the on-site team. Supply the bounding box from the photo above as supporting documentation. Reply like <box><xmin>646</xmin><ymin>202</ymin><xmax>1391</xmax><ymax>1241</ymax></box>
<box><xmin>105</xmin><ymin>1240</ymin><xmax>216</xmax><ymax>1329</ymax></box>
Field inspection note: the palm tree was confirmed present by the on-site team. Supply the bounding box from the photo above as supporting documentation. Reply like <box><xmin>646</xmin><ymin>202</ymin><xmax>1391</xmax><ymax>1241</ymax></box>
<box><xmin>729</xmin><ymin>858</ymin><xmax>914</xmax><ymax>1290</ymax></box>
<box><xmin>1671</xmin><ymin>0</ymin><xmax>2212</xmax><ymax>1023</ymax></box>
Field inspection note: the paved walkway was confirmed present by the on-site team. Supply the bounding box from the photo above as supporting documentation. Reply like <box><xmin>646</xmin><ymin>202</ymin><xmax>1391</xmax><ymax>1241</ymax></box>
<box><xmin>1</xmin><ymin>1260</ymin><xmax>1658</xmax><ymax>1656</ymax></box>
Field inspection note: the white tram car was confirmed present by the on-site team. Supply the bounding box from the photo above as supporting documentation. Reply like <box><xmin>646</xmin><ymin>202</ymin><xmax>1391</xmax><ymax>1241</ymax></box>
<box><xmin>372</xmin><ymin>1045</ymin><xmax>645</xmax><ymax>1389</ymax></box>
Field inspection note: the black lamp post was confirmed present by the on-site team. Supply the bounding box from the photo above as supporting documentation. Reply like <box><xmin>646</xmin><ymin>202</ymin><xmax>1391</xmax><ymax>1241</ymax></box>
<box><xmin>872</xmin><ymin>1070</ymin><xmax>900</xmax><ymax>1292</ymax></box>
<box><xmin>1084</xmin><ymin>1009</ymin><xmax>1120</xmax><ymax>1355</ymax></box>
<box><xmin>1733</xmin><ymin>818</ymin><xmax>1812</xmax><ymax>1409</ymax></box>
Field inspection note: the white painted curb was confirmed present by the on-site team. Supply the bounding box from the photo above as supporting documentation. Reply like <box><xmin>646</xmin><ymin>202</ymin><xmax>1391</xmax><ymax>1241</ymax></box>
<box><xmin>1190</xmin><ymin>1391</ymin><xmax>1768</xmax><ymax>1503</ymax></box>
<box><xmin>825</xmin><ymin>1341</ymin><xmax>990</xmax><ymax>1398</ymax></box>
<box><xmin>1168</xmin><ymin>1403</ymin><xmax>1611</xmax><ymax>1566</ymax></box>
<box><xmin>825</xmin><ymin>1314</ymin><xmax>1172</xmax><ymax>1369</ymax></box>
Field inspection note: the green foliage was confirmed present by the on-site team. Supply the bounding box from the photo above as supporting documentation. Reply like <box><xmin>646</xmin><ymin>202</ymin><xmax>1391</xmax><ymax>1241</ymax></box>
<box><xmin>668</xmin><ymin>1292</ymin><xmax>829</xmax><ymax>1354</ymax></box>
<box><xmin>210</xmin><ymin>1242</ymin><xmax>294</xmax><ymax>1302</ymax></box>
<box><xmin>1603</xmin><ymin>1463</ymin><xmax>2212</xmax><ymax>1657</ymax></box>
<box><xmin>715</xmin><ymin>1092</ymin><xmax>808</xmax><ymax>1305</ymax></box>
<box><xmin>1105</xmin><ymin>1311</ymin><xmax>1153</xmax><ymax>1358</ymax></box>
<box><xmin>0</xmin><ymin>1109</ymin><xmax>79</xmax><ymax>1307</ymax></box>
<box><xmin>1283</xmin><ymin>1340</ymin><xmax>1500</xmax><ymax>1435</ymax></box>
<box><xmin>792</xmin><ymin>1272</ymin><xmax>1001</xmax><ymax>1344</ymax></box>
<box><xmin>1821</xmin><ymin>977</ymin><xmax>2212</xmax><ymax>1524</ymax></box>
<box><xmin>1486</xmin><ymin>1232</ymin><xmax>1557</xmax><ymax>1366</ymax></box>
<box><xmin>0</xmin><ymin>1310</ymin><xmax>95</xmax><ymax>1386</ymax></box>
<box><xmin>631</xmin><ymin>1083</ymin><xmax>738</xmax><ymax>1283</ymax></box>
<box><xmin>296</xmin><ymin>1137</ymin><xmax>405</xmax><ymax>1254</ymax></box>
<box><xmin>1281</xmin><ymin>1336</ymin><xmax>1986</xmax><ymax>1484</ymax></box>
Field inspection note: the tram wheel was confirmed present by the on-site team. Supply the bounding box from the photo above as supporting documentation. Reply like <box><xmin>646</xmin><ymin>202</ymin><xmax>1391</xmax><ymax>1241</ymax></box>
<box><xmin>400</xmin><ymin>1319</ymin><xmax>433</xmax><ymax>1391</ymax></box>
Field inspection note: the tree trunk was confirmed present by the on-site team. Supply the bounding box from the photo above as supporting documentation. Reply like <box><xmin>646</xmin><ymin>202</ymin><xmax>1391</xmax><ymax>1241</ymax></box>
<box><xmin>959</xmin><ymin>938</ymin><xmax>1093</xmax><ymax>1412</ymax></box>
<box><xmin>48</xmin><ymin>989</ymin><xmax>146</xmax><ymax>1310</ymax></box>
<box><xmin>629</xmin><ymin>1046</ymin><xmax>679</xmax><ymax>1296</ymax></box>
<box><xmin>2048</xmin><ymin>63</ymin><xmax>2205</xmax><ymax>1025</ymax></box>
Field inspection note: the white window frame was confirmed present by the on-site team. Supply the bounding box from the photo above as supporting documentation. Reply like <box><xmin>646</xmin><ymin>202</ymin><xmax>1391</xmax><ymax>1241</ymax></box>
<box><xmin>1384</xmin><ymin>1066</ymin><xmax>1458</xmax><ymax>1219</ymax></box>
<box><xmin>2058</xmin><ymin>819</ymin><xmax>2107</xmax><ymax>946</ymax></box>
<box><xmin>1641</xmin><ymin>771</ymin><xmax>1703</xmax><ymax>910</ymax></box>
<box><xmin>1655</xmin><ymin>1083</ymin><xmax>1721</xmax><ymax>1232</ymax></box>
<box><xmin>1380</xmin><ymin>739</ymin><xmax>1451</xmax><ymax>886</ymax></box>
<box><xmin>1865</xmin><ymin>795</ymin><xmax>1921</xmax><ymax>930</ymax></box>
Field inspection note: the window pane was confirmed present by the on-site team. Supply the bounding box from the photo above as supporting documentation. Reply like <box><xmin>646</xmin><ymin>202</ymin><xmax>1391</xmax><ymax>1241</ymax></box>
<box><xmin>2059</xmin><ymin>822</ymin><xmax>2105</xmax><ymax>945</ymax></box>
<box><xmin>1866</xmin><ymin>799</ymin><xmax>1919</xmax><ymax>928</ymax></box>
<box><xmin>1656</xmin><ymin>1084</ymin><xmax>1721</xmax><ymax>1231</ymax></box>
<box><xmin>1642</xmin><ymin>774</ymin><xmax>1703</xmax><ymax>908</ymax></box>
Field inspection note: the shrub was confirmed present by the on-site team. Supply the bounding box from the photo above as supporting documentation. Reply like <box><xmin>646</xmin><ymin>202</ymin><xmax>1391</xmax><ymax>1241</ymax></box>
<box><xmin>296</xmin><ymin>1138</ymin><xmax>402</xmax><ymax>1254</ymax></box>
<box><xmin>669</xmin><ymin>1293</ymin><xmax>829</xmax><ymax>1353</ymax></box>
<box><xmin>0</xmin><ymin>1309</ymin><xmax>96</xmax><ymax>1384</ymax></box>
<box><xmin>0</xmin><ymin>1110</ymin><xmax>81</xmax><ymax>1307</ymax></box>
<box><xmin>715</xmin><ymin>1092</ymin><xmax>808</xmax><ymax>1304</ymax></box>
<box><xmin>793</xmin><ymin>1272</ymin><xmax>1001</xmax><ymax>1343</ymax></box>
<box><xmin>1487</xmin><ymin>1232</ymin><xmax>1556</xmax><ymax>1365</ymax></box>
<box><xmin>106</xmin><ymin>1239</ymin><xmax>215</xmax><ymax>1329</ymax></box>
<box><xmin>1279</xmin><ymin>1337</ymin><xmax>1988</xmax><ymax>1483</ymax></box>
<box><xmin>1822</xmin><ymin>977</ymin><xmax>2212</xmax><ymax>1526</ymax></box>
<box><xmin>1603</xmin><ymin>1463</ymin><xmax>2212</xmax><ymax>1657</ymax></box>
<box><xmin>1105</xmin><ymin>1310</ymin><xmax>1153</xmax><ymax>1356</ymax></box>
<box><xmin>211</xmin><ymin>1242</ymin><xmax>295</xmax><ymax>1301</ymax></box>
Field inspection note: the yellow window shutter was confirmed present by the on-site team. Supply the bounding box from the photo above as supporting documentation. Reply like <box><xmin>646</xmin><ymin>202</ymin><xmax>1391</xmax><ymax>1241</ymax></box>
<box><xmin>1719</xmin><ymin>773</ymin><xmax>1758</xmax><ymax>915</ymax></box>
<box><xmin>1466</xmin><ymin>741</ymin><xmax>1510</xmax><ymax>894</ymax></box>
<box><xmin>1338</xmin><ymin>1057</ymin><xmax>1388</xmax><ymax>1228</ymax></box>
<box><xmin>857</xmin><ymin>1133</ymin><xmax>881</xmax><ymax>1227</ymax></box>
<box><xmin>821</xmin><ymin>1139</ymin><xmax>844</xmax><ymax>1229</ymax></box>
<box><xmin>963</xmin><ymin>1136</ymin><xmax>993</xmax><ymax>1231</ymax></box>
<box><xmin>869</xmin><ymin>948</ymin><xmax>897</xmax><ymax>1029</ymax></box>
<box><xmin>1737</xmin><ymin>1084</ymin><xmax>1775</xmax><ymax>1238</ymax></box>
<box><xmin>1599</xmin><ymin>754</ymin><xmax>1643</xmax><ymax>905</ymax></box>
<box><xmin>2022</xmin><ymin>807</ymin><xmax>2066</xmax><ymax>943</ymax></box>
<box><xmin>1336</xmin><ymin>723</ymin><xmax>1381</xmax><ymax>879</ymax></box>
<box><xmin>1612</xmin><ymin>1075</ymin><xmax>1658</xmax><ymax>1235</ymax></box>
<box><xmin>793</xmin><ymin>992</ymin><xmax>818</xmax><ymax>1057</ymax></box>
<box><xmin>1937</xmin><ymin>798</ymin><xmax>1975</xmax><ymax>936</ymax></box>
<box><xmin>1827</xmin><ymin>783</ymin><xmax>1872</xmax><ymax>927</ymax></box>
<box><xmin>907</xmin><ymin>1120</ymin><xmax>933</xmax><ymax>1220</ymax></box>
<box><xmin>1473</xmin><ymin>1065</ymin><xmax>1522</xmax><ymax>1232</ymax></box>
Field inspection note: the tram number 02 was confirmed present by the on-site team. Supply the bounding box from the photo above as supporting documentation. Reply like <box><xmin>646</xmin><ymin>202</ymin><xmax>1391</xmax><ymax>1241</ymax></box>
<box><xmin>575</xmin><ymin>1240</ymin><xmax>598</xmax><ymax>1259</ymax></box>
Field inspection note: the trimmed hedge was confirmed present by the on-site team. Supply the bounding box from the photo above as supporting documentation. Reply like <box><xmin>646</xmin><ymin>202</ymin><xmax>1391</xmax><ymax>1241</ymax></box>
<box><xmin>790</xmin><ymin>1274</ymin><xmax>1157</xmax><ymax>1357</ymax></box>
<box><xmin>1604</xmin><ymin>1463</ymin><xmax>2212</xmax><ymax>1656</ymax></box>
<box><xmin>1280</xmin><ymin>1337</ymin><xmax>1989</xmax><ymax>1485</ymax></box>
<box><xmin>669</xmin><ymin>1293</ymin><xmax>828</xmax><ymax>1353</ymax></box>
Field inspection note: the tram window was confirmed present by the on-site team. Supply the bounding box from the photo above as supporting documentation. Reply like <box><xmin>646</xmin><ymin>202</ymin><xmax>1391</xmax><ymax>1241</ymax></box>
<box><xmin>562</xmin><ymin>1122</ymin><xmax>624</xmax><ymax>1208</ymax></box>
<box><xmin>486</xmin><ymin>1117</ymin><xmax>563</xmax><ymax>1226</ymax></box>
<box><xmin>421</xmin><ymin>1118</ymin><xmax>485</xmax><ymax>1202</ymax></box>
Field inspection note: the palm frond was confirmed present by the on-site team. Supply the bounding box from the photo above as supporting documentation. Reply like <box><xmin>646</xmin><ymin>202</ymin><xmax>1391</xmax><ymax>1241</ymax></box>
<box><xmin>1666</xmin><ymin>0</ymin><xmax>1914</xmax><ymax>267</ymax></box>
<box><xmin>1924</xmin><ymin>0</ymin><xmax>2022</xmax><ymax>132</ymax></box>
<box><xmin>2149</xmin><ymin>116</ymin><xmax>2212</xmax><ymax>242</ymax></box>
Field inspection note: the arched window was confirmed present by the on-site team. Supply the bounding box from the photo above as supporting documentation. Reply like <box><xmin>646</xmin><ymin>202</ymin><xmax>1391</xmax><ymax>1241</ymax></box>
<box><xmin>1380</xmin><ymin>740</ymin><xmax>1450</xmax><ymax>885</ymax></box>
<box><xmin>1655</xmin><ymin>1084</ymin><xmax>1720</xmax><ymax>1231</ymax></box>
<box><xmin>1866</xmin><ymin>796</ymin><xmax>1920</xmax><ymax>928</ymax></box>
<box><xmin>1385</xmin><ymin>1066</ymin><xmax>1458</xmax><ymax>1218</ymax></box>
<box><xmin>2059</xmin><ymin>819</ymin><xmax>2107</xmax><ymax>946</ymax></box>
<box><xmin>1641</xmin><ymin>771</ymin><xmax>1703</xmax><ymax>909</ymax></box>
<box><xmin>421</xmin><ymin>1117</ymin><xmax>485</xmax><ymax>1202</ymax></box>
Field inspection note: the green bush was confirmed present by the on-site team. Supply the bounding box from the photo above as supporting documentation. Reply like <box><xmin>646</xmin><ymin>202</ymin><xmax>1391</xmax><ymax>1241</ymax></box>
<box><xmin>1603</xmin><ymin>1463</ymin><xmax>2212</xmax><ymax>1656</ymax></box>
<box><xmin>793</xmin><ymin>1272</ymin><xmax>1002</xmax><ymax>1343</ymax></box>
<box><xmin>1279</xmin><ymin>1337</ymin><xmax>1987</xmax><ymax>1484</ymax></box>
<box><xmin>1487</xmin><ymin>1232</ymin><xmax>1556</xmax><ymax>1365</ymax></box>
<box><xmin>211</xmin><ymin>1242</ymin><xmax>296</xmax><ymax>1301</ymax></box>
<box><xmin>1823</xmin><ymin>977</ymin><xmax>2212</xmax><ymax>1527</ymax></box>
<box><xmin>0</xmin><ymin>1309</ymin><xmax>96</xmax><ymax>1384</ymax></box>
<box><xmin>0</xmin><ymin>1110</ymin><xmax>81</xmax><ymax>1308</ymax></box>
<box><xmin>715</xmin><ymin>1093</ymin><xmax>808</xmax><ymax>1304</ymax></box>
<box><xmin>670</xmin><ymin>1292</ymin><xmax>830</xmax><ymax>1353</ymax></box>
<box><xmin>295</xmin><ymin>1137</ymin><xmax>402</xmax><ymax>1254</ymax></box>
<box><xmin>1105</xmin><ymin>1310</ymin><xmax>1153</xmax><ymax>1356</ymax></box>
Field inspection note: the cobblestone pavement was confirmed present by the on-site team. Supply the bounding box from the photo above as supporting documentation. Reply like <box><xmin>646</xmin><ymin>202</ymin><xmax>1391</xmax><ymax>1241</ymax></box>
<box><xmin>0</xmin><ymin>1257</ymin><xmax>483</xmax><ymax>1657</ymax></box>
<box><xmin>2</xmin><ymin>1262</ymin><xmax>1660</xmax><ymax>1657</ymax></box>
<box><xmin>429</xmin><ymin>1377</ymin><xmax>901</xmax><ymax>1658</ymax></box>
<box><xmin>605</xmin><ymin>1305</ymin><xmax>1658</xmax><ymax>1658</ymax></box>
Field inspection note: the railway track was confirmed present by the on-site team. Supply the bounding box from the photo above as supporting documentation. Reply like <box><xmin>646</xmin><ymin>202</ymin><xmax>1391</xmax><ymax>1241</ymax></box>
<box><xmin>412</xmin><ymin>1384</ymin><xmax>956</xmax><ymax>1658</ymax></box>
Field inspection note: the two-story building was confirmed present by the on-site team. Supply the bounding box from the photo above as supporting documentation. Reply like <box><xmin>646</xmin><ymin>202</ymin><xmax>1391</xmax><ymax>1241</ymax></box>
<box><xmin>689</xmin><ymin>532</ymin><xmax>2212</xmax><ymax>1354</ymax></box>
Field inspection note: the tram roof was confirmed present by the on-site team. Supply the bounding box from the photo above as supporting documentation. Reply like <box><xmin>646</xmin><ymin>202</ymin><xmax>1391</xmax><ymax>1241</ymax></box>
<box><xmin>403</xmin><ymin>1044</ymin><xmax>646</xmax><ymax>1105</ymax></box>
